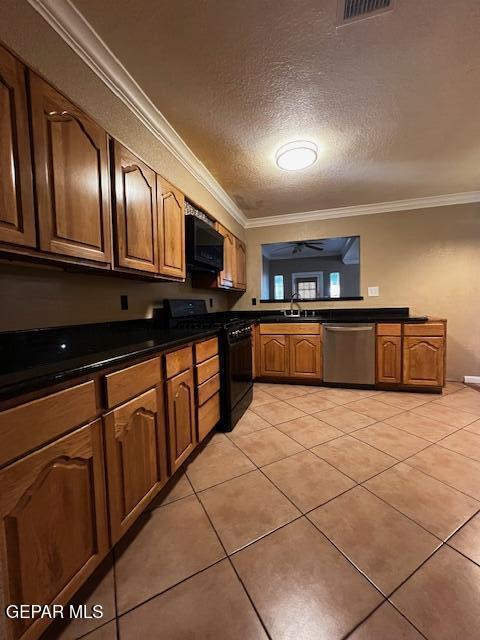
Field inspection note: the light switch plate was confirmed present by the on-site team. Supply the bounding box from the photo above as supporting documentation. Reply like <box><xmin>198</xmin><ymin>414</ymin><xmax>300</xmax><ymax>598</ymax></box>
<box><xmin>368</xmin><ymin>286</ymin><xmax>379</xmax><ymax>297</ymax></box>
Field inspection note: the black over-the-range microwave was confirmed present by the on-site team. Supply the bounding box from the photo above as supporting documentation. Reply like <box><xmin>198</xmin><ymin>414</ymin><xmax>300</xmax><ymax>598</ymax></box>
<box><xmin>186</xmin><ymin>215</ymin><xmax>224</xmax><ymax>271</ymax></box>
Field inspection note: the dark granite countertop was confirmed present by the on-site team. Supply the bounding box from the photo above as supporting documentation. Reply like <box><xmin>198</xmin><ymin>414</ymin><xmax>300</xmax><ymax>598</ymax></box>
<box><xmin>0</xmin><ymin>307</ymin><xmax>437</xmax><ymax>402</ymax></box>
<box><xmin>0</xmin><ymin>322</ymin><xmax>219</xmax><ymax>402</ymax></box>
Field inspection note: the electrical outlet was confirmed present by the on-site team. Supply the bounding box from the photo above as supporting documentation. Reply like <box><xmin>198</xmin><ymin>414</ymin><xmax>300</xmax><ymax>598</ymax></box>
<box><xmin>120</xmin><ymin>295</ymin><xmax>128</xmax><ymax>310</ymax></box>
<box><xmin>209</xmin><ymin>298</ymin><xmax>213</xmax><ymax>308</ymax></box>
<box><xmin>367</xmin><ymin>286</ymin><xmax>379</xmax><ymax>297</ymax></box>
<box><xmin>252</xmin><ymin>297</ymin><xmax>257</xmax><ymax>306</ymax></box>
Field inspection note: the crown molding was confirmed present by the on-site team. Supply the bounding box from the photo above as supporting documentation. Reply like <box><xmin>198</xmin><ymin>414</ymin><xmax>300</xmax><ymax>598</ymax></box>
<box><xmin>245</xmin><ymin>191</ymin><xmax>480</xmax><ymax>228</ymax></box>
<box><xmin>27</xmin><ymin>0</ymin><xmax>248</xmax><ymax>228</ymax></box>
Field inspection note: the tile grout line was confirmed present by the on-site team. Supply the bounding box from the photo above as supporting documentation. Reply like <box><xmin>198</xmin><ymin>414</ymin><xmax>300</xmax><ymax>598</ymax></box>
<box><xmin>113</xmin><ymin>386</ymin><xmax>477</xmax><ymax>635</ymax></box>
<box><xmin>194</xmin><ymin>489</ymin><xmax>275</xmax><ymax>640</ymax></box>
<box><xmin>111</xmin><ymin>556</ymin><xmax>228</xmax><ymax>622</ymax></box>
<box><xmin>76</xmin><ymin>385</ymin><xmax>473</xmax><ymax>639</ymax></box>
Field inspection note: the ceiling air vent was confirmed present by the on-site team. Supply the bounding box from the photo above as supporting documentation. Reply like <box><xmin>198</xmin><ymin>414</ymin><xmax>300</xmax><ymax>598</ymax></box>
<box><xmin>338</xmin><ymin>0</ymin><xmax>394</xmax><ymax>26</ymax></box>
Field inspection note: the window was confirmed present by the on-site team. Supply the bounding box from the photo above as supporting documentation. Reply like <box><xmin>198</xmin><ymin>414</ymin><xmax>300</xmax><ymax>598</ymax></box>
<box><xmin>330</xmin><ymin>272</ymin><xmax>340</xmax><ymax>298</ymax></box>
<box><xmin>274</xmin><ymin>275</ymin><xmax>284</xmax><ymax>300</ymax></box>
<box><xmin>297</xmin><ymin>279</ymin><xmax>317</xmax><ymax>299</ymax></box>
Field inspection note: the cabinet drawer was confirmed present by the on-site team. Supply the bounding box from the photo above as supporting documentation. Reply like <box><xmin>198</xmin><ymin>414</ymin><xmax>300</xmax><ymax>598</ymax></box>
<box><xmin>197</xmin><ymin>373</ymin><xmax>220</xmax><ymax>406</ymax></box>
<box><xmin>0</xmin><ymin>381</ymin><xmax>97</xmax><ymax>467</ymax></box>
<box><xmin>196</xmin><ymin>355</ymin><xmax>220</xmax><ymax>385</ymax></box>
<box><xmin>377</xmin><ymin>323</ymin><xmax>401</xmax><ymax>336</ymax></box>
<box><xmin>404</xmin><ymin>323</ymin><xmax>445</xmax><ymax>337</ymax></box>
<box><xmin>197</xmin><ymin>392</ymin><xmax>220</xmax><ymax>442</ymax></box>
<box><xmin>105</xmin><ymin>357</ymin><xmax>161</xmax><ymax>408</ymax></box>
<box><xmin>195</xmin><ymin>336</ymin><xmax>219</xmax><ymax>364</ymax></box>
<box><xmin>260</xmin><ymin>323</ymin><xmax>321</xmax><ymax>335</ymax></box>
<box><xmin>165</xmin><ymin>346</ymin><xmax>193</xmax><ymax>379</ymax></box>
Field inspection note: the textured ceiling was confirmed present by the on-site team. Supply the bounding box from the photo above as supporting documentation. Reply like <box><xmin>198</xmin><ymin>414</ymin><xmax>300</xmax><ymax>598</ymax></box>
<box><xmin>72</xmin><ymin>0</ymin><xmax>480</xmax><ymax>218</ymax></box>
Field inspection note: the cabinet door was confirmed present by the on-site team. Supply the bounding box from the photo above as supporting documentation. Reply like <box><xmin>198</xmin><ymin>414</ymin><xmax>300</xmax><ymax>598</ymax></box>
<box><xmin>289</xmin><ymin>335</ymin><xmax>322</xmax><ymax>379</ymax></box>
<box><xmin>30</xmin><ymin>73</ymin><xmax>112</xmax><ymax>263</ymax></box>
<box><xmin>0</xmin><ymin>420</ymin><xmax>108</xmax><ymax>640</ymax></box>
<box><xmin>234</xmin><ymin>237</ymin><xmax>247</xmax><ymax>290</ymax></box>
<box><xmin>0</xmin><ymin>46</ymin><xmax>35</xmax><ymax>249</ymax></box>
<box><xmin>260</xmin><ymin>335</ymin><xmax>289</xmax><ymax>377</ymax></box>
<box><xmin>104</xmin><ymin>387</ymin><xmax>168</xmax><ymax>543</ymax></box>
<box><xmin>157</xmin><ymin>176</ymin><xmax>186</xmax><ymax>279</ymax></box>
<box><xmin>403</xmin><ymin>337</ymin><xmax>444</xmax><ymax>386</ymax></box>
<box><xmin>112</xmin><ymin>142</ymin><xmax>158</xmax><ymax>273</ymax></box>
<box><xmin>216</xmin><ymin>222</ymin><xmax>235</xmax><ymax>288</ymax></box>
<box><xmin>376</xmin><ymin>336</ymin><xmax>402</xmax><ymax>384</ymax></box>
<box><xmin>166</xmin><ymin>368</ymin><xmax>196</xmax><ymax>472</ymax></box>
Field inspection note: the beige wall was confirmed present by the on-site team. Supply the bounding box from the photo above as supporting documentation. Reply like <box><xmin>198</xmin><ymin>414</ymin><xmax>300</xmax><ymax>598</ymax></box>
<box><xmin>235</xmin><ymin>204</ymin><xmax>480</xmax><ymax>380</ymax></box>
<box><xmin>0</xmin><ymin>262</ymin><xmax>238</xmax><ymax>331</ymax></box>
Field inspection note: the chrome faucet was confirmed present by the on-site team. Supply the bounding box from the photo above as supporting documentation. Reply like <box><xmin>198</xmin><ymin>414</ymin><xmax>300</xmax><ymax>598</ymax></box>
<box><xmin>290</xmin><ymin>292</ymin><xmax>301</xmax><ymax>315</ymax></box>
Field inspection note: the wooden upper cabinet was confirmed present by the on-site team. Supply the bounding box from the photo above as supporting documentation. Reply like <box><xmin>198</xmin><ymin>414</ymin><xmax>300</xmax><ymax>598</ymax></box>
<box><xmin>216</xmin><ymin>222</ymin><xmax>235</xmax><ymax>288</ymax></box>
<box><xmin>166</xmin><ymin>368</ymin><xmax>196</xmax><ymax>472</ymax></box>
<box><xmin>403</xmin><ymin>336</ymin><xmax>444</xmax><ymax>386</ymax></box>
<box><xmin>29</xmin><ymin>73</ymin><xmax>112</xmax><ymax>264</ymax></box>
<box><xmin>157</xmin><ymin>176</ymin><xmax>186</xmax><ymax>279</ymax></box>
<box><xmin>376</xmin><ymin>335</ymin><xmax>402</xmax><ymax>384</ymax></box>
<box><xmin>112</xmin><ymin>142</ymin><xmax>158</xmax><ymax>273</ymax></box>
<box><xmin>0</xmin><ymin>420</ymin><xmax>108</xmax><ymax>640</ymax></box>
<box><xmin>289</xmin><ymin>335</ymin><xmax>322</xmax><ymax>379</ymax></box>
<box><xmin>260</xmin><ymin>335</ymin><xmax>289</xmax><ymax>377</ymax></box>
<box><xmin>104</xmin><ymin>387</ymin><xmax>167</xmax><ymax>543</ymax></box>
<box><xmin>234</xmin><ymin>237</ymin><xmax>247</xmax><ymax>290</ymax></box>
<box><xmin>0</xmin><ymin>46</ymin><xmax>35</xmax><ymax>249</ymax></box>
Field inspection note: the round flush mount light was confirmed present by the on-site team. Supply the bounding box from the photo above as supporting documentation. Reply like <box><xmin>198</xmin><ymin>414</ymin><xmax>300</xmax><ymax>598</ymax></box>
<box><xmin>275</xmin><ymin>140</ymin><xmax>318</xmax><ymax>171</ymax></box>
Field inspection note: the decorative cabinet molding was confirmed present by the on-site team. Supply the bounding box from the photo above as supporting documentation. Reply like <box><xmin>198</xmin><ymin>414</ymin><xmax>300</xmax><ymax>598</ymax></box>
<box><xmin>289</xmin><ymin>335</ymin><xmax>322</xmax><ymax>379</ymax></box>
<box><xmin>157</xmin><ymin>176</ymin><xmax>186</xmax><ymax>279</ymax></box>
<box><xmin>112</xmin><ymin>142</ymin><xmax>158</xmax><ymax>273</ymax></box>
<box><xmin>403</xmin><ymin>336</ymin><xmax>444</xmax><ymax>386</ymax></box>
<box><xmin>260</xmin><ymin>335</ymin><xmax>289</xmax><ymax>377</ymax></box>
<box><xmin>166</xmin><ymin>368</ymin><xmax>196</xmax><ymax>472</ymax></box>
<box><xmin>0</xmin><ymin>45</ymin><xmax>35</xmax><ymax>248</ymax></box>
<box><xmin>0</xmin><ymin>420</ymin><xmax>108</xmax><ymax>640</ymax></box>
<box><xmin>30</xmin><ymin>73</ymin><xmax>112</xmax><ymax>264</ymax></box>
<box><xmin>234</xmin><ymin>237</ymin><xmax>247</xmax><ymax>290</ymax></box>
<box><xmin>376</xmin><ymin>335</ymin><xmax>402</xmax><ymax>383</ymax></box>
<box><xmin>104</xmin><ymin>387</ymin><xmax>167</xmax><ymax>543</ymax></box>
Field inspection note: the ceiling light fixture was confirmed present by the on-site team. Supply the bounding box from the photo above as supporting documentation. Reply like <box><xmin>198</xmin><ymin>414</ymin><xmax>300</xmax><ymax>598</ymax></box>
<box><xmin>275</xmin><ymin>140</ymin><xmax>318</xmax><ymax>171</ymax></box>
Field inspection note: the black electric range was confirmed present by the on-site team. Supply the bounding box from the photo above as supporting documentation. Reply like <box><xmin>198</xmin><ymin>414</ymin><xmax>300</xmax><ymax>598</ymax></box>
<box><xmin>162</xmin><ymin>300</ymin><xmax>253</xmax><ymax>431</ymax></box>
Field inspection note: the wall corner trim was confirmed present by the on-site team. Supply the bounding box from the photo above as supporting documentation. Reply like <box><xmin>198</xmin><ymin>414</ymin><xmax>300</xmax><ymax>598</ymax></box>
<box><xmin>27</xmin><ymin>0</ymin><xmax>248</xmax><ymax>228</ymax></box>
<box><xmin>245</xmin><ymin>191</ymin><xmax>480</xmax><ymax>228</ymax></box>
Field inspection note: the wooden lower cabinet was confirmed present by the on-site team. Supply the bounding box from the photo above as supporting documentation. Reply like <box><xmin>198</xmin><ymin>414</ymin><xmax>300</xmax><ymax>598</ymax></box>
<box><xmin>289</xmin><ymin>335</ymin><xmax>322</xmax><ymax>379</ymax></box>
<box><xmin>166</xmin><ymin>368</ymin><xmax>197</xmax><ymax>472</ymax></box>
<box><xmin>260</xmin><ymin>335</ymin><xmax>289</xmax><ymax>377</ymax></box>
<box><xmin>403</xmin><ymin>336</ymin><xmax>444</xmax><ymax>387</ymax></box>
<box><xmin>197</xmin><ymin>392</ymin><xmax>221</xmax><ymax>442</ymax></box>
<box><xmin>103</xmin><ymin>387</ymin><xmax>168</xmax><ymax>543</ymax></box>
<box><xmin>0</xmin><ymin>420</ymin><xmax>108</xmax><ymax>640</ymax></box>
<box><xmin>376</xmin><ymin>336</ymin><xmax>402</xmax><ymax>384</ymax></box>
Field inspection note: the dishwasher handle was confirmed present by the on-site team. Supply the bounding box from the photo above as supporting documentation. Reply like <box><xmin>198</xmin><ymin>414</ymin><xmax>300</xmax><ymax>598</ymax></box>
<box><xmin>325</xmin><ymin>326</ymin><xmax>374</xmax><ymax>333</ymax></box>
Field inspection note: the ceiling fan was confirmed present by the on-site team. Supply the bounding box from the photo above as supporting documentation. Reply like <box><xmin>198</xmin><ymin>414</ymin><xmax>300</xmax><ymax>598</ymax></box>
<box><xmin>271</xmin><ymin>241</ymin><xmax>324</xmax><ymax>256</ymax></box>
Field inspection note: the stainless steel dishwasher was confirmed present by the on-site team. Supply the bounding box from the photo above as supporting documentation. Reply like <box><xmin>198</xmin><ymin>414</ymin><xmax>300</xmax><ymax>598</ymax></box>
<box><xmin>323</xmin><ymin>323</ymin><xmax>376</xmax><ymax>385</ymax></box>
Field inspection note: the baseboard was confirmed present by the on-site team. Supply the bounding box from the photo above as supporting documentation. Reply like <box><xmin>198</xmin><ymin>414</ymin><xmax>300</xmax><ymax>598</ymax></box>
<box><xmin>464</xmin><ymin>376</ymin><xmax>480</xmax><ymax>384</ymax></box>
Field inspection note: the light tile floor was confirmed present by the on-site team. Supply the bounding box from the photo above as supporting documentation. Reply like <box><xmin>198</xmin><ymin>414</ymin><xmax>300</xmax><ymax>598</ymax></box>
<box><xmin>50</xmin><ymin>382</ymin><xmax>480</xmax><ymax>640</ymax></box>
